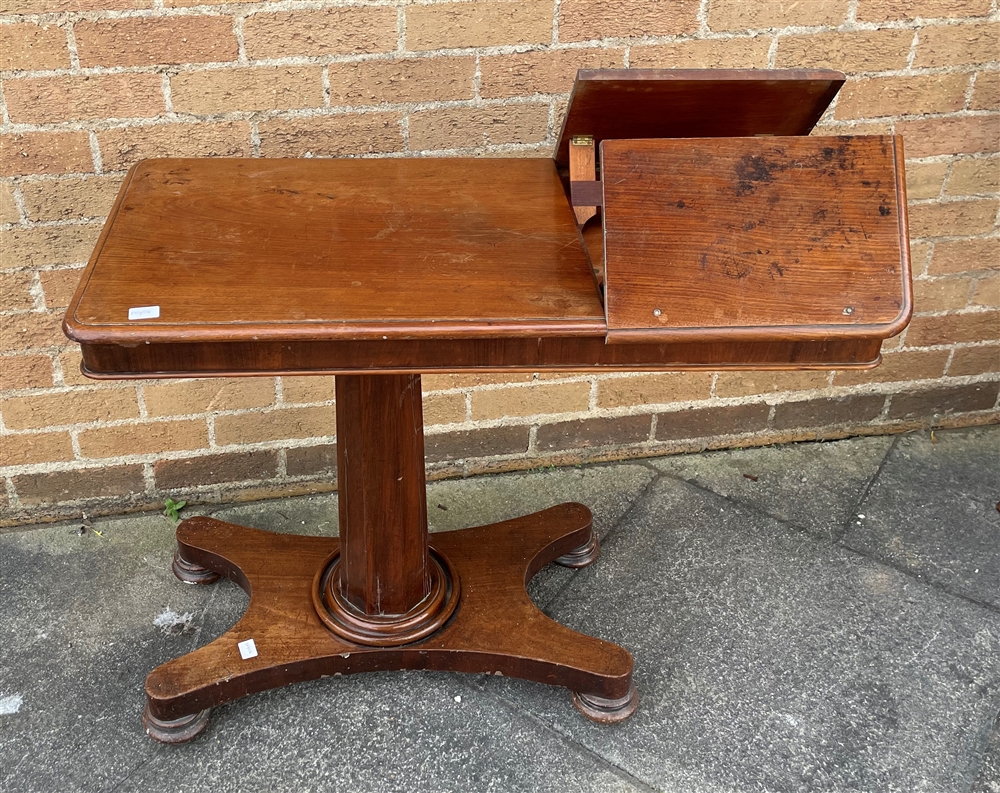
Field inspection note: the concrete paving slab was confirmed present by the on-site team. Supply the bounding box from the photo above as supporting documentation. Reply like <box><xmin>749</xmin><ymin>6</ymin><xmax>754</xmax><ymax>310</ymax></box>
<box><xmin>974</xmin><ymin>713</ymin><xmax>1000</xmax><ymax>793</ymax></box>
<box><xmin>426</xmin><ymin>464</ymin><xmax>655</xmax><ymax>535</ymax></box>
<box><xmin>489</xmin><ymin>476</ymin><xmax>1000</xmax><ymax>793</ymax></box>
<box><xmin>211</xmin><ymin>464</ymin><xmax>655</xmax><ymax>606</ymax></box>
<box><xmin>843</xmin><ymin>426</ymin><xmax>1000</xmax><ymax>608</ymax></box>
<box><xmin>3</xmin><ymin>431</ymin><xmax>997</xmax><ymax>792</ymax></box>
<box><xmin>116</xmin><ymin>673</ymin><xmax>648</xmax><ymax>793</ymax></box>
<box><xmin>0</xmin><ymin>516</ymin><xmax>644</xmax><ymax>793</ymax></box>
<box><xmin>0</xmin><ymin>465</ymin><xmax>655</xmax><ymax>793</ymax></box>
<box><xmin>650</xmin><ymin>435</ymin><xmax>895</xmax><ymax>539</ymax></box>
<box><xmin>424</xmin><ymin>465</ymin><xmax>656</xmax><ymax>605</ymax></box>
<box><xmin>211</xmin><ymin>464</ymin><xmax>654</xmax><ymax>536</ymax></box>
<box><xmin>0</xmin><ymin>516</ymin><xmax>245</xmax><ymax>793</ymax></box>
<box><xmin>212</xmin><ymin>491</ymin><xmax>340</xmax><ymax>535</ymax></box>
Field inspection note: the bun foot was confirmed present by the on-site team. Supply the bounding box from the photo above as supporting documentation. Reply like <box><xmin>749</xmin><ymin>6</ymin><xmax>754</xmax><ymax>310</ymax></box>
<box><xmin>142</xmin><ymin>703</ymin><xmax>211</xmax><ymax>744</ymax></box>
<box><xmin>571</xmin><ymin>685</ymin><xmax>638</xmax><ymax>724</ymax></box>
<box><xmin>555</xmin><ymin>532</ymin><xmax>600</xmax><ymax>568</ymax></box>
<box><xmin>172</xmin><ymin>548</ymin><xmax>221</xmax><ymax>585</ymax></box>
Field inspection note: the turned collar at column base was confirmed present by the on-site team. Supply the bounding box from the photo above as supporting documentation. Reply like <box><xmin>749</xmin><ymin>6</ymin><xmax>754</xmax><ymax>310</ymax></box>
<box><xmin>312</xmin><ymin>549</ymin><xmax>461</xmax><ymax>647</ymax></box>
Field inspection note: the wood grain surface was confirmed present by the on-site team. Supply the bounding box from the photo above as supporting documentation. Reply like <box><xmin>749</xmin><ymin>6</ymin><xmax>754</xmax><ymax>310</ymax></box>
<box><xmin>602</xmin><ymin>135</ymin><xmax>911</xmax><ymax>344</ymax></box>
<box><xmin>554</xmin><ymin>68</ymin><xmax>845</xmax><ymax>169</ymax></box>
<box><xmin>65</xmin><ymin>158</ymin><xmax>603</xmax><ymax>344</ymax></box>
<box><xmin>146</xmin><ymin>506</ymin><xmax>633</xmax><ymax>727</ymax></box>
<box><xmin>335</xmin><ymin>374</ymin><xmax>429</xmax><ymax>617</ymax></box>
<box><xmin>61</xmin><ymin>74</ymin><xmax>910</xmax><ymax>374</ymax></box>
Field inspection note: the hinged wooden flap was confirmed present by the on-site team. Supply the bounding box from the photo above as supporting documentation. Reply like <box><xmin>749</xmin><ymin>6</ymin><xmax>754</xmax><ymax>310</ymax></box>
<box><xmin>554</xmin><ymin>69</ymin><xmax>845</xmax><ymax>170</ymax></box>
<box><xmin>601</xmin><ymin>136</ymin><xmax>912</xmax><ymax>344</ymax></box>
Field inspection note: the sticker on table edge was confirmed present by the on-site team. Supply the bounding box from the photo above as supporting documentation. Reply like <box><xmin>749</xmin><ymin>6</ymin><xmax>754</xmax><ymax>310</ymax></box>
<box><xmin>128</xmin><ymin>305</ymin><xmax>160</xmax><ymax>320</ymax></box>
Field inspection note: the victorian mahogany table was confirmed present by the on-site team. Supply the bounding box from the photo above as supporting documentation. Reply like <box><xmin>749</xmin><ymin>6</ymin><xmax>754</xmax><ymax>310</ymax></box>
<box><xmin>63</xmin><ymin>69</ymin><xmax>911</xmax><ymax>743</ymax></box>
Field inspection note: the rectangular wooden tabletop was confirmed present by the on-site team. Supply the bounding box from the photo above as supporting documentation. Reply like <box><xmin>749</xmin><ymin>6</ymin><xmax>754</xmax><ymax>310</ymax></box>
<box><xmin>65</xmin><ymin>158</ymin><xmax>605</xmax><ymax>344</ymax></box>
<box><xmin>65</xmin><ymin>152</ymin><xmax>897</xmax><ymax>377</ymax></box>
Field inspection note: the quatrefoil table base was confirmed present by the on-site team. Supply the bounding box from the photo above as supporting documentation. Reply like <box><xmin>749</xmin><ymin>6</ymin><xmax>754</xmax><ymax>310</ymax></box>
<box><xmin>142</xmin><ymin>503</ymin><xmax>637</xmax><ymax>744</ymax></box>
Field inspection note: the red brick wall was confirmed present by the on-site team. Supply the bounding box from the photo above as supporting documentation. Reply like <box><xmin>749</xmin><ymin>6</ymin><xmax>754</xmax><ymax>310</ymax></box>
<box><xmin>1</xmin><ymin>0</ymin><xmax>998</xmax><ymax>525</ymax></box>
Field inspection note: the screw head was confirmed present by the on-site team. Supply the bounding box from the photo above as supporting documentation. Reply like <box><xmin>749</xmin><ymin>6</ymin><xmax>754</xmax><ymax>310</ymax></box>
<box><xmin>652</xmin><ymin>308</ymin><xmax>662</xmax><ymax>317</ymax></box>
<box><xmin>843</xmin><ymin>306</ymin><xmax>855</xmax><ymax>315</ymax></box>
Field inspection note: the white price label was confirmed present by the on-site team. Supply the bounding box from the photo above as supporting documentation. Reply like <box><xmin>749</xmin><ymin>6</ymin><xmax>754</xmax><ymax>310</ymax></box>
<box><xmin>238</xmin><ymin>638</ymin><xmax>258</xmax><ymax>660</ymax></box>
<box><xmin>128</xmin><ymin>305</ymin><xmax>160</xmax><ymax>320</ymax></box>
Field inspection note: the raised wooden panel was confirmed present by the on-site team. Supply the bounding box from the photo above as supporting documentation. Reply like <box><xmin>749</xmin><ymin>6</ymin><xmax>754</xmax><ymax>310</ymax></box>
<box><xmin>554</xmin><ymin>69</ymin><xmax>845</xmax><ymax>169</ymax></box>
<box><xmin>601</xmin><ymin>136</ymin><xmax>911</xmax><ymax>344</ymax></box>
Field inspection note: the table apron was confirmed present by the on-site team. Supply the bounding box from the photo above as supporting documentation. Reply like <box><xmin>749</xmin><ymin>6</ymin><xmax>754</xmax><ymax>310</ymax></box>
<box><xmin>78</xmin><ymin>336</ymin><xmax>883</xmax><ymax>378</ymax></box>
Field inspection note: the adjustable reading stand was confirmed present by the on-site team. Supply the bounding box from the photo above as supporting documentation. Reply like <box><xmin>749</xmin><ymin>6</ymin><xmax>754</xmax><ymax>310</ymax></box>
<box><xmin>63</xmin><ymin>69</ymin><xmax>912</xmax><ymax>743</ymax></box>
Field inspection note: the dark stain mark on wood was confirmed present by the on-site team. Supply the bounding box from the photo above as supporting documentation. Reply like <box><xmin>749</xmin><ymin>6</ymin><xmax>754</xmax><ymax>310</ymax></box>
<box><xmin>734</xmin><ymin>154</ymin><xmax>780</xmax><ymax>196</ymax></box>
<box><xmin>720</xmin><ymin>256</ymin><xmax>753</xmax><ymax>280</ymax></box>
